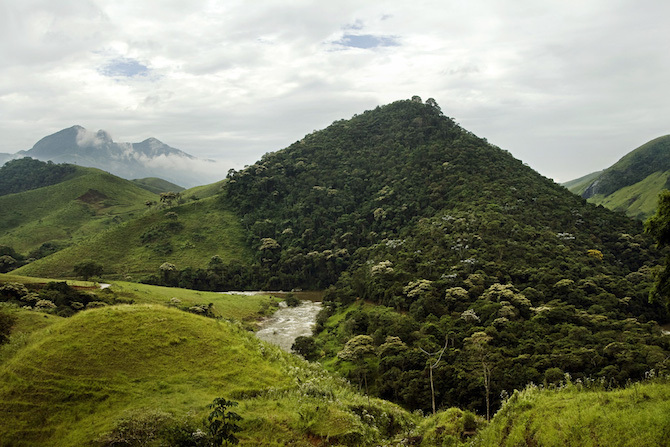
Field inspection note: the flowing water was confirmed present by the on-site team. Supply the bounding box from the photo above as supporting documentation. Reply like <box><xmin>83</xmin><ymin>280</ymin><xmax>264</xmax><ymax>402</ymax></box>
<box><xmin>256</xmin><ymin>300</ymin><xmax>322</xmax><ymax>352</ymax></box>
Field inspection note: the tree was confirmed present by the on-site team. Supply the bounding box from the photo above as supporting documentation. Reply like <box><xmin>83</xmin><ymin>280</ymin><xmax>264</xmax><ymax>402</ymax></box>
<box><xmin>419</xmin><ymin>335</ymin><xmax>451</xmax><ymax>415</ymax></box>
<box><xmin>645</xmin><ymin>190</ymin><xmax>670</xmax><ymax>304</ymax></box>
<box><xmin>292</xmin><ymin>335</ymin><xmax>319</xmax><ymax>360</ymax></box>
<box><xmin>338</xmin><ymin>334</ymin><xmax>376</xmax><ymax>398</ymax></box>
<box><xmin>159</xmin><ymin>191</ymin><xmax>181</xmax><ymax>207</ymax></box>
<box><xmin>465</xmin><ymin>331</ymin><xmax>494</xmax><ymax>421</ymax></box>
<box><xmin>207</xmin><ymin>397</ymin><xmax>242</xmax><ymax>446</ymax></box>
<box><xmin>73</xmin><ymin>260</ymin><xmax>104</xmax><ymax>280</ymax></box>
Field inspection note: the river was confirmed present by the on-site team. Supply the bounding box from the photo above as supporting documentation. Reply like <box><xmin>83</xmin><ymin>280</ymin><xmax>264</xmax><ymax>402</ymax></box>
<box><xmin>256</xmin><ymin>300</ymin><xmax>322</xmax><ymax>352</ymax></box>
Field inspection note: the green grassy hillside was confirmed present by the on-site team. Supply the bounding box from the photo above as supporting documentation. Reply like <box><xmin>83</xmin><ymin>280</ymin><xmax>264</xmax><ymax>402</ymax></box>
<box><xmin>565</xmin><ymin>135</ymin><xmax>670</xmax><ymax>219</ymax></box>
<box><xmin>587</xmin><ymin>170</ymin><xmax>670</xmax><ymax>220</ymax></box>
<box><xmin>12</xmin><ymin>195</ymin><xmax>250</xmax><ymax>280</ymax></box>
<box><xmin>476</xmin><ymin>380</ymin><xmax>670</xmax><ymax>446</ymax></box>
<box><xmin>131</xmin><ymin>177</ymin><xmax>185</xmax><ymax>194</ymax></box>
<box><xmin>560</xmin><ymin>170</ymin><xmax>602</xmax><ymax>196</ymax></box>
<box><xmin>0</xmin><ymin>305</ymin><xmax>415</xmax><ymax>446</ymax></box>
<box><xmin>0</xmin><ymin>167</ymin><xmax>157</xmax><ymax>254</ymax></box>
<box><xmin>181</xmin><ymin>178</ymin><xmax>227</xmax><ymax>200</ymax></box>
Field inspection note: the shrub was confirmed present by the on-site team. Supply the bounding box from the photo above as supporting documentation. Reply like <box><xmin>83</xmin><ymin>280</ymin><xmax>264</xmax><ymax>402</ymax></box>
<box><xmin>0</xmin><ymin>309</ymin><xmax>17</xmax><ymax>344</ymax></box>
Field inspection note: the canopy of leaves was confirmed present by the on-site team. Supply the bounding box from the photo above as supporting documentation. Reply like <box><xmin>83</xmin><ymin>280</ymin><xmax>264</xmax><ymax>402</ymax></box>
<box><xmin>0</xmin><ymin>158</ymin><xmax>76</xmax><ymax>196</ymax></box>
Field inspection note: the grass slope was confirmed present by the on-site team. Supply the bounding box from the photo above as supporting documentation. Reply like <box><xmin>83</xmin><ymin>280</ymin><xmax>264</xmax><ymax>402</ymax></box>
<box><xmin>0</xmin><ymin>273</ymin><xmax>279</xmax><ymax>325</ymax></box>
<box><xmin>0</xmin><ymin>167</ymin><xmax>157</xmax><ymax>253</ymax></box>
<box><xmin>131</xmin><ymin>177</ymin><xmax>185</xmax><ymax>194</ymax></box>
<box><xmin>12</xmin><ymin>195</ymin><xmax>249</xmax><ymax>279</ymax></box>
<box><xmin>561</xmin><ymin>170</ymin><xmax>602</xmax><ymax>196</ymax></box>
<box><xmin>564</xmin><ymin>135</ymin><xmax>670</xmax><ymax>219</ymax></box>
<box><xmin>475</xmin><ymin>381</ymin><xmax>670</xmax><ymax>446</ymax></box>
<box><xmin>0</xmin><ymin>305</ymin><xmax>415</xmax><ymax>446</ymax></box>
<box><xmin>181</xmin><ymin>178</ymin><xmax>227</xmax><ymax>201</ymax></box>
<box><xmin>587</xmin><ymin>170</ymin><xmax>670</xmax><ymax>220</ymax></box>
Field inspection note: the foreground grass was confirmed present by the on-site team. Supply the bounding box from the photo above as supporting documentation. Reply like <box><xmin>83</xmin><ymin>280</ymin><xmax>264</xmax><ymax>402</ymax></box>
<box><xmin>0</xmin><ymin>305</ymin><xmax>416</xmax><ymax>446</ymax></box>
<box><xmin>475</xmin><ymin>380</ymin><xmax>670</xmax><ymax>446</ymax></box>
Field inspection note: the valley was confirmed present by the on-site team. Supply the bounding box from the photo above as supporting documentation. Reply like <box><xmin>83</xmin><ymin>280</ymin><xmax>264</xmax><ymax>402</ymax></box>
<box><xmin>1</xmin><ymin>98</ymin><xmax>670</xmax><ymax>446</ymax></box>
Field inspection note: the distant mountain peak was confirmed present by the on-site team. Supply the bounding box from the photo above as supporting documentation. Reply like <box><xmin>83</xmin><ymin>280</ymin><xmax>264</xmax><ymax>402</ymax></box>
<box><xmin>11</xmin><ymin>125</ymin><xmax>221</xmax><ymax>187</ymax></box>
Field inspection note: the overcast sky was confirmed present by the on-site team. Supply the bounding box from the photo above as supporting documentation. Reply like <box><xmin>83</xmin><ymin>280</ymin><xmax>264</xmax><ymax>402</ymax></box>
<box><xmin>2</xmin><ymin>0</ymin><xmax>669</xmax><ymax>182</ymax></box>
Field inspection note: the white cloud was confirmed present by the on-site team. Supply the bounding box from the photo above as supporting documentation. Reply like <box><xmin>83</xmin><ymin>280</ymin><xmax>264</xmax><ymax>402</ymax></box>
<box><xmin>2</xmin><ymin>0</ymin><xmax>670</xmax><ymax>183</ymax></box>
<box><xmin>76</xmin><ymin>128</ymin><xmax>111</xmax><ymax>148</ymax></box>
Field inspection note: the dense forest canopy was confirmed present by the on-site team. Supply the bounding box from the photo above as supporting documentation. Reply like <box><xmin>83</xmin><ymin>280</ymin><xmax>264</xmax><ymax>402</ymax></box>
<box><xmin>0</xmin><ymin>158</ymin><xmax>77</xmax><ymax>196</ymax></box>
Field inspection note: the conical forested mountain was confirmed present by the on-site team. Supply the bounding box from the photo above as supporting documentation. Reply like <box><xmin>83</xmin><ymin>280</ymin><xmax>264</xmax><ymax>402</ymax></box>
<box><xmin>201</xmin><ymin>98</ymin><xmax>668</xmax><ymax>416</ymax></box>
<box><xmin>215</xmin><ymin>99</ymin><xmax>658</xmax><ymax>292</ymax></box>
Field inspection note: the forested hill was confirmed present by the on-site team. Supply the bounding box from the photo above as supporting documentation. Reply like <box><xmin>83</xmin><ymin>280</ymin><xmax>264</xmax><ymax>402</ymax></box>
<box><xmin>214</xmin><ymin>98</ymin><xmax>669</xmax><ymax>416</ymax></box>
<box><xmin>221</xmin><ymin>98</ymin><xmax>656</xmax><ymax>293</ymax></box>
<box><xmin>0</xmin><ymin>158</ymin><xmax>78</xmax><ymax>196</ymax></box>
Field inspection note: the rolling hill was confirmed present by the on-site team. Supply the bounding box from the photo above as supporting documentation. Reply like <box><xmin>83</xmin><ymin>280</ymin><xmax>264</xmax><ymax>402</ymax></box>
<box><xmin>131</xmin><ymin>177</ymin><xmax>185</xmax><ymax>194</ymax></box>
<box><xmin>565</xmin><ymin>135</ymin><xmax>670</xmax><ymax>220</ymax></box>
<box><xmin>12</xmin><ymin>193</ymin><xmax>250</xmax><ymax>280</ymax></box>
<box><xmin>213</xmin><ymin>98</ymin><xmax>670</xmax><ymax>416</ymax></box>
<box><xmin>0</xmin><ymin>304</ymin><xmax>416</xmax><ymax>446</ymax></box>
<box><xmin>0</xmin><ymin>165</ymin><xmax>157</xmax><ymax>255</ymax></box>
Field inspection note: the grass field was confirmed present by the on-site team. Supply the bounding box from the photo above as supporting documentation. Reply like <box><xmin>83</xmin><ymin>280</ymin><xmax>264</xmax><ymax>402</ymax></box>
<box><xmin>475</xmin><ymin>380</ymin><xmax>670</xmax><ymax>446</ymax></box>
<box><xmin>0</xmin><ymin>305</ymin><xmax>416</xmax><ymax>446</ymax></box>
<box><xmin>12</xmin><ymin>194</ymin><xmax>250</xmax><ymax>280</ymax></box>
<box><xmin>587</xmin><ymin>170</ymin><xmax>669</xmax><ymax>220</ymax></box>
<box><xmin>0</xmin><ymin>168</ymin><xmax>157</xmax><ymax>253</ymax></box>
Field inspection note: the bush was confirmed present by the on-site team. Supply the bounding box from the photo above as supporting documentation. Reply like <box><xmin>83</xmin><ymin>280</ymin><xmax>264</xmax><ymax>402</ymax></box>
<box><xmin>73</xmin><ymin>260</ymin><xmax>104</xmax><ymax>280</ymax></box>
<box><xmin>285</xmin><ymin>293</ymin><xmax>300</xmax><ymax>307</ymax></box>
<box><xmin>0</xmin><ymin>309</ymin><xmax>17</xmax><ymax>344</ymax></box>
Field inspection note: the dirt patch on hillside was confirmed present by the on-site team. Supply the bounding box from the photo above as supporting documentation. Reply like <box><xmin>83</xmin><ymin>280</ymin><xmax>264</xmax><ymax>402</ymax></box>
<box><xmin>77</xmin><ymin>189</ymin><xmax>109</xmax><ymax>204</ymax></box>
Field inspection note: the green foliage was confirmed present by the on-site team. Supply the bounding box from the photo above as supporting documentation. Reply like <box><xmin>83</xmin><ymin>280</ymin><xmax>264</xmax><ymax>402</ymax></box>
<box><xmin>0</xmin><ymin>157</ymin><xmax>77</xmax><ymax>196</ymax></box>
<box><xmin>207</xmin><ymin>397</ymin><xmax>242</xmax><ymax>446</ymax></box>
<box><xmin>292</xmin><ymin>335</ymin><xmax>319</xmax><ymax>361</ymax></box>
<box><xmin>581</xmin><ymin>135</ymin><xmax>670</xmax><ymax>199</ymax></box>
<box><xmin>73</xmin><ymin>260</ymin><xmax>104</xmax><ymax>280</ymax></box>
<box><xmin>97</xmin><ymin>408</ymin><xmax>209</xmax><ymax>447</ymax></box>
<box><xmin>416</xmin><ymin>408</ymin><xmax>484</xmax><ymax>446</ymax></box>
<box><xmin>645</xmin><ymin>189</ymin><xmax>670</xmax><ymax>305</ymax></box>
<box><xmin>284</xmin><ymin>293</ymin><xmax>300</xmax><ymax>307</ymax></box>
<box><xmin>131</xmin><ymin>177</ymin><xmax>185</xmax><ymax>194</ymax></box>
<box><xmin>0</xmin><ymin>305</ymin><xmax>417</xmax><ymax>446</ymax></box>
<box><xmin>0</xmin><ymin>307</ymin><xmax>17</xmax><ymax>344</ymax></box>
<box><xmin>567</xmin><ymin>135</ymin><xmax>670</xmax><ymax>220</ymax></box>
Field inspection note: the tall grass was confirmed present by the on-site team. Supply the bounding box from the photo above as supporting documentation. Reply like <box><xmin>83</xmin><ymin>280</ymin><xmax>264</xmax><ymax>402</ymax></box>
<box><xmin>474</xmin><ymin>375</ymin><xmax>670</xmax><ymax>446</ymax></box>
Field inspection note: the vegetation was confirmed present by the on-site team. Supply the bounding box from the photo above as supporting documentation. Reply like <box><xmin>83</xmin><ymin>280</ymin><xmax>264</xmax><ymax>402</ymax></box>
<box><xmin>0</xmin><ymin>305</ymin><xmax>416</xmax><ymax>446</ymax></box>
<box><xmin>566</xmin><ymin>135</ymin><xmax>670</xmax><ymax>219</ymax></box>
<box><xmin>3</xmin><ymin>98</ymin><xmax>670</xmax><ymax>444</ymax></box>
<box><xmin>0</xmin><ymin>158</ymin><xmax>77</xmax><ymax>196</ymax></box>
<box><xmin>12</xmin><ymin>195</ymin><xmax>250</xmax><ymax>280</ymax></box>
<box><xmin>183</xmin><ymin>98</ymin><xmax>668</xmax><ymax>416</ymax></box>
<box><xmin>0</xmin><ymin>166</ymin><xmax>156</xmax><ymax>255</ymax></box>
<box><xmin>131</xmin><ymin>177</ymin><xmax>185</xmax><ymax>194</ymax></box>
<box><xmin>475</xmin><ymin>378</ymin><xmax>670</xmax><ymax>446</ymax></box>
<box><xmin>645</xmin><ymin>189</ymin><xmax>670</xmax><ymax>305</ymax></box>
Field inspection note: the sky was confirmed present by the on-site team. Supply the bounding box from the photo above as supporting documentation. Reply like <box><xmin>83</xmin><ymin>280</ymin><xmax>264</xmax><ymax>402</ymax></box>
<box><xmin>2</xmin><ymin>0</ymin><xmax>670</xmax><ymax>183</ymax></box>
